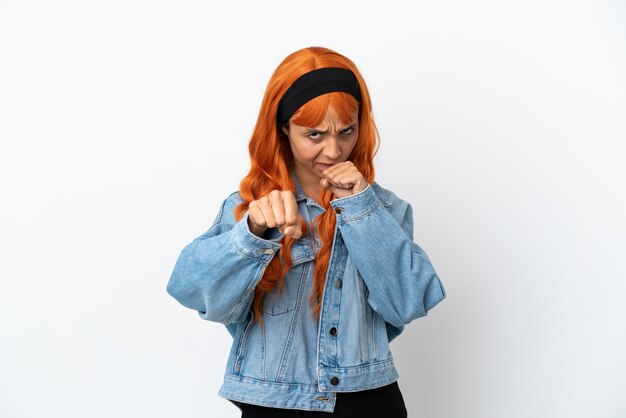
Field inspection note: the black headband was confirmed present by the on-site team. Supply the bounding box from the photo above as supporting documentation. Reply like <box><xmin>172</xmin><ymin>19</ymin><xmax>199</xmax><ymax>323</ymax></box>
<box><xmin>277</xmin><ymin>67</ymin><xmax>362</xmax><ymax>125</ymax></box>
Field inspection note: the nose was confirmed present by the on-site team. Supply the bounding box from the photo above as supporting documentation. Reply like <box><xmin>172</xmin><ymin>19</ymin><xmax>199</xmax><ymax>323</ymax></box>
<box><xmin>323</xmin><ymin>135</ymin><xmax>342</xmax><ymax>160</ymax></box>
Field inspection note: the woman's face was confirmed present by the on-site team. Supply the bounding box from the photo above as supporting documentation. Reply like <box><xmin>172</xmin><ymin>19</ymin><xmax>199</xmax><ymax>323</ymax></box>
<box><xmin>284</xmin><ymin>106</ymin><xmax>359</xmax><ymax>190</ymax></box>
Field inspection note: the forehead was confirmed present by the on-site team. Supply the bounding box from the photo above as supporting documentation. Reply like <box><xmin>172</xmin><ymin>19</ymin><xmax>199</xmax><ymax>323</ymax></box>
<box><xmin>294</xmin><ymin>106</ymin><xmax>358</xmax><ymax>129</ymax></box>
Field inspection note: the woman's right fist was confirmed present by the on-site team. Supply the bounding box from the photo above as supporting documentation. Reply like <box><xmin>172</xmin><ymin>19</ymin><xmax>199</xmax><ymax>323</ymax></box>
<box><xmin>247</xmin><ymin>190</ymin><xmax>302</xmax><ymax>239</ymax></box>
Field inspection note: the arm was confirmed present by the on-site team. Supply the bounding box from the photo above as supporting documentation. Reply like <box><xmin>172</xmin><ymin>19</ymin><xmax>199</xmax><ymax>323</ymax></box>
<box><xmin>166</xmin><ymin>192</ymin><xmax>282</xmax><ymax>325</ymax></box>
<box><xmin>331</xmin><ymin>184</ymin><xmax>446</xmax><ymax>328</ymax></box>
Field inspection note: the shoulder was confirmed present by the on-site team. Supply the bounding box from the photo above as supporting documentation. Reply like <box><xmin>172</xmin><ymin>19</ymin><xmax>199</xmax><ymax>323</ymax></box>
<box><xmin>370</xmin><ymin>181</ymin><xmax>414</xmax><ymax>238</ymax></box>
<box><xmin>211</xmin><ymin>191</ymin><xmax>244</xmax><ymax>227</ymax></box>
<box><xmin>370</xmin><ymin>182</ymin><xmax>411</xmax><ymax>211</ymax></box>
<box><xmin>222</xmin><ymin>190</ymin><xmax>244</xmax><ymax>207</ymax></box>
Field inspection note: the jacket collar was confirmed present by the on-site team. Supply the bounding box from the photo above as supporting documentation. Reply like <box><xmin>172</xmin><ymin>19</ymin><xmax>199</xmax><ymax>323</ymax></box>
<box><xmin>293</xmin><ymin>173</ymin><xmax>307</xmax><ymax>202</ymax></box>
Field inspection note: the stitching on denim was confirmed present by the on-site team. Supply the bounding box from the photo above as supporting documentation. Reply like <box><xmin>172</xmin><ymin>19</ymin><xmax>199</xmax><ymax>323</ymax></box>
<box><xmin>197</xmin><ymin>192</ymin><xmax>240</xmax><ymax>241</ymax></box>
<box><xmin>276</xmin><ymin>262</ymin><xmax>308</xmax><ymax>381</ymax></box>
<box><xmin>336</xmin><ymin>201</ymin><xmax>381</xmax><ymax>224</ymax></box>
<box><xmin>260</xmin><ymin>314</ymin><xmax>266</xmax><ymax>381</ymax></box>
<box><xmin>224</xmin><ymin>259</ymin><xmax>265</xmax><ymax>324</ymax></box>
<box><xmin>233</xmin><ymin>320</ymin><xmax>255</xmax><ymax>375</ymax></box>
<box><xmin>315</xmin><ymin>224</ymin><xmax>340</xmax><ymax>375</ymax></box>
<box><xmin>372</xmin><ymin>311</ymin><xmax>382</xmax><ymax>360</ymax></box>
<box><xmin>221</xmin><ymin>392</ymin><xmax>332</xmax><ymax>412</ymax></box>
<box><xmin>214</xmin><ymin>191</ymin><xmax>238</xmax><ymax>226</ymax></box>
<box><xmin>223</xmin><ymin>373</ymin><xmax>318</xmax><ymax>388</ymax></box>
<box><xmin>262</xmin><ymin>264</ymin><xmax>302</xmax><ymax>316</ymax></box>
<box><xmin>232</xmin><ymin>238</ymin><xmax>275</xmax><ymax>262</ymax></box>
<box><xmin>371</xmin><ymin>182</ymin><xmax>392</xmax><ymax>207</ymax></box>
<box><xmin>321</xmin><ymin>356</ymin><xmax>396</xmax><ymax>373</ymax></box>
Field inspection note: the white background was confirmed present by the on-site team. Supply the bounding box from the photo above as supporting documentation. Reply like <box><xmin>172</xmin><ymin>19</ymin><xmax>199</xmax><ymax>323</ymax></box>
<box><xmin>1</xmin><ymin>1</ymin><xmax>625</xmax><ymax>417</ymax></box>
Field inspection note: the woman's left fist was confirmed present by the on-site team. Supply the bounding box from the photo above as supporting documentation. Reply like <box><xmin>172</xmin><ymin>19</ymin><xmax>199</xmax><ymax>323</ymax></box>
<box><xmin>320</xmin><ymin>161</ymin><xmax>368</xmax><ymax>198</ymax></box>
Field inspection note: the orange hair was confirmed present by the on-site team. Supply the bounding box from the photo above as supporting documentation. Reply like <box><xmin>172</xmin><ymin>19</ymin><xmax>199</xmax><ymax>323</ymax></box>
<box><xmin>234</xmin><ymin>46</ymin><xmax>380</xmax><ymax>322</ymax></box>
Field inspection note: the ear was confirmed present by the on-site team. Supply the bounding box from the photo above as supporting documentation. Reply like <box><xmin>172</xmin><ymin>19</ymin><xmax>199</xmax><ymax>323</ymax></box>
<box><xmin>282</xmin><ymin>125</ymin><xmax>290</xmax><ymax>138</ymax></box>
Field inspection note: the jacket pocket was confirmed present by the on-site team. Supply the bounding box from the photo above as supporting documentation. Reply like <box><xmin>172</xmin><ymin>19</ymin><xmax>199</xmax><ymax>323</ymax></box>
<box><xmin>372</xmin><ymin>310</ymin><xmax>385</xmax><ymax>360</ymax></box>
<box><xmin>262</xmin><ymin>240</ymin><xmax>314</xmax><ymax>316</ymax></box>
<box><xmin>233</xmin><ymin>319</ymin><xmax>254</xmax><ymax>374</ymax></box>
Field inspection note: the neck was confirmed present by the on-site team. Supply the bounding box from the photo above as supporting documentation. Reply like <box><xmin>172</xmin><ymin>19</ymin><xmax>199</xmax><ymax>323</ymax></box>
<box><xmin>294</xmin><ymin>168</ymin><xmax>323</xmax><ymax>204</ymax></box>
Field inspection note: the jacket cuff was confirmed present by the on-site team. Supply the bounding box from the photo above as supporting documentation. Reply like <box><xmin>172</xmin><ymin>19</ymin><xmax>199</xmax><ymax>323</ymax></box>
<box><xmin>231</xmin><ymin>212</ymin><xmax>283</xmax><ymax>261</ymax></box>
<box><xmin>330</xmin><ymin>184</ymin><xmax>381</xmax><ymax>223</ymax></box>
<box><xmin>261</xmin><ymin>225</ymin><xmax>285</xmax><ymax>241</ymax></box>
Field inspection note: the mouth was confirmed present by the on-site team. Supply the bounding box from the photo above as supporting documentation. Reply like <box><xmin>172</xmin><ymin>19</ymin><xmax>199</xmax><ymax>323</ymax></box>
<box><xmin>316</xmin><ymin>163</ymin><xmax>335</xmax><ymax>171</ymax></box>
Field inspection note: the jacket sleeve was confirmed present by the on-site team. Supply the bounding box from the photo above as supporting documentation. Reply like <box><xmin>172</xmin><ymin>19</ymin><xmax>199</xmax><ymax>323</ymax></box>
<box><xmin>331</xmin><ymin>184</ymin><xmax>446</xmax><ymax>328</ymax></box>
<box><xmin>166</xmin><ymin>192</ymin><xmax>282</xmax><ymax>325</ymax></box>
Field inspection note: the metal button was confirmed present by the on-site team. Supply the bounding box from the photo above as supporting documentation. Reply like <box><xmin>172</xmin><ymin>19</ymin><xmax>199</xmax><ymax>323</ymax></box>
<box><xmin>329</xmin><ymin>327</ymin><xmax>338</xmax><ymax>336</ymax></box>
<box><xmin>334</xmin><ymin>207</ymin><xmax>344</xmax><ymax>214</ymax></box>
<box><xmin>335</xmin><ymin>279</ymin><xmax>342</xmax><ymax>288</ymax></box>
<box><xmin>330</xmin><ymin>376</ymin><xmax>340</xmax><ymax>385</ymax></box>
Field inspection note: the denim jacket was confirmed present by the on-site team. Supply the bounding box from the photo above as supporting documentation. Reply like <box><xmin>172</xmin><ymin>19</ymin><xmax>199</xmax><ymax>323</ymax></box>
<box><xmin>166</xmin><ymin>179</ymin><xmax>446</xmax><ymax>412</ymax></box>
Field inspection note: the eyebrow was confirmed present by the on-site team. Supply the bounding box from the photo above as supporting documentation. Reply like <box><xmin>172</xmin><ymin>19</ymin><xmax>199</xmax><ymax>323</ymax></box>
<box><xmin>305</xmin><ymin>123</ymin><xmax>357</xmax><ymax>133</ymax></box>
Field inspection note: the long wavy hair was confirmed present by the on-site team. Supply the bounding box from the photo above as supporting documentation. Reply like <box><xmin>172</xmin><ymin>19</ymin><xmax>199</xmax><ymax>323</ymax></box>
<box><xmin>234</xmin><ymin>46</ymin><xmax>380</xmax><ymax>322</ymax></box>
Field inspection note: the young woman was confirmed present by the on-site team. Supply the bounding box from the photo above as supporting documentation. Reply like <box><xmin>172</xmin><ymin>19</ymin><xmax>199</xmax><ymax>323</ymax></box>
<box><xmin>167</xmin><ymin>46</ymin><xmax>446</xmax><ymax>417</ymax></box>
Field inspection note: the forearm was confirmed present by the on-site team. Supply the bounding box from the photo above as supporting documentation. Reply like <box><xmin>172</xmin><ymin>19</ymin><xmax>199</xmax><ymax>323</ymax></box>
<box><xmin>331</xmin><ymin>185</ymin><xmax>446</xmax><ymax>327</ymax></box>
<box><xmin>167</xmin><ymin>212</ymin><xmax>282</xmax><ymax>324</ymax></box>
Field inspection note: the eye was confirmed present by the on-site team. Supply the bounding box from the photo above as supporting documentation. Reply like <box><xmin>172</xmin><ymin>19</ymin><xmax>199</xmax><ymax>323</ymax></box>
<box><xmin>307</xmin><ymin>131</ymin><xmax>322</xmax><ymax>140</ymax></box>
<box><xmin>341</xmin><ymin>126</ymin><xmax>355</xmax><ymax>135</ymax></box>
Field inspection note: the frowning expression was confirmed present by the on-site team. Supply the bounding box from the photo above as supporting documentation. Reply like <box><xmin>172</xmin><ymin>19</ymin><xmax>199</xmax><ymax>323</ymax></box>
<box><xmin>283</xmin><ymin>106</ymin><xmax>359</xmax><ymax>190</ymax></box>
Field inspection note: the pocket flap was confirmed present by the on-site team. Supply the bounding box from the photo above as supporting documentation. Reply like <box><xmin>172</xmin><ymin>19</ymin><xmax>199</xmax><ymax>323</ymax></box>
<box><xmin>290</xmin><ymin>239</ymin><xmax>315</xmax><ymax>266</ymax></box>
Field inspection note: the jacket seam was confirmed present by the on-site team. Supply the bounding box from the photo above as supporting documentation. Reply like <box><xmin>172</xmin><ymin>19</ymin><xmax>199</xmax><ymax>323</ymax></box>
<box><xmin>336</xmin><ymin>201</ymin><xmax>382</xmax><ymax>225</ymax></box>
<box><xmin>223</xmin><ymin>244</ymin><xmax>267</xmax><ymax>323</ymax></box>
<box><xmin>231</xmin><ymin>238</ymin><xmax>276</xmax><ymax>262</ymax></box>
<box><xmin>276</xmin><ymin>262</ymin><xmax>309</xmax><ymax>381</ymax></box>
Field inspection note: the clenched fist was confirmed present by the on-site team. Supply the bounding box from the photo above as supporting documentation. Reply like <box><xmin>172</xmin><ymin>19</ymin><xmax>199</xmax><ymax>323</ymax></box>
<box><xmin>247</xmin><ymin>190</ymin><xmax>303</xmax><ymax>239</ymax></box>
<box><xmin>320</xmin><ymin>161</ymin><xmax>368</xmax><ymax>199</ymax></box>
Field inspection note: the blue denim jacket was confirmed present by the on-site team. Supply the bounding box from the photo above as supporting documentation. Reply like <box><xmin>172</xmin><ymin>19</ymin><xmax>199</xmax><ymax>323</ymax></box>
<box><xmin>166</xmin><ymin>179</ymin><xmax>446</xmax><ymax>412</ymax></box>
